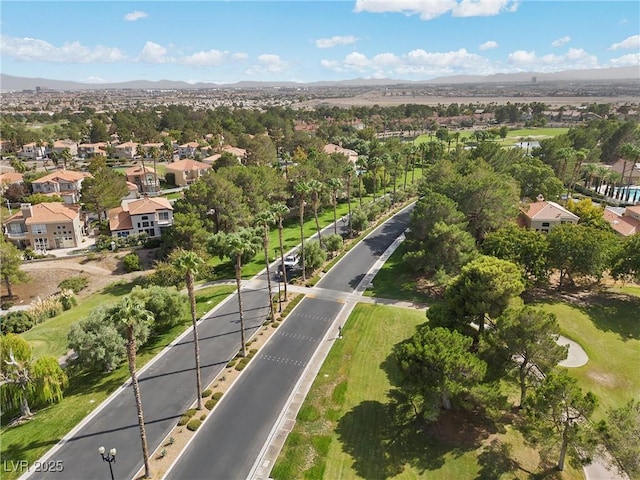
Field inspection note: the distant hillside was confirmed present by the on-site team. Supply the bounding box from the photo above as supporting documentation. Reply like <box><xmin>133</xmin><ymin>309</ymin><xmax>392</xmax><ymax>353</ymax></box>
<box><xmin>1</xmin><ymin>66</ymin><xmax>638</xmax><ymax>91</ymax></box>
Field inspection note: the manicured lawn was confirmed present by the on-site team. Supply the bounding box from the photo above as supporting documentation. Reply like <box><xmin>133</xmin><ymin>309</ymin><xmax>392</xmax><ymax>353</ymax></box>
<box><xmin>364</xmin><ymin>242</ymin><xmax>439</xmax><ymax>304</ymax></box>
<box><xmin>536</xmin><ymin>294</ymin><xmax>640</xmax><ymax>419</ymax></box>
<box><xmin>22</xmin><ymin>280</ymin><xmax>137</xmax><ymax>358</ymax></box>
<box><xmin>272</xmin><ymin>304</ymin><xmax>582</xmax><ymax>480</ymax></box>
<box><xmin>0</xmin><ymin>284</ymin><xmax>235</xmax><ymax>480</ymax></box>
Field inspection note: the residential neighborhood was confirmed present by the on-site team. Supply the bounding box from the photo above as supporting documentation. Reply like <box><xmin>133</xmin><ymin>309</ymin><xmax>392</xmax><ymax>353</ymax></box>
<box><xmin>1</xmin><ymin>86</ymin><xmax>638</xmax><ymax>480</ymax></box>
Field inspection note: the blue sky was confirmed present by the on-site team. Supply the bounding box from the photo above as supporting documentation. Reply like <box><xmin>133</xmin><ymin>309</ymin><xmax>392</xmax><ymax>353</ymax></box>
<box><xmin>1</xmin><ymin>1</ymin><xmax>638</xmax><ymax>84</ymax></box>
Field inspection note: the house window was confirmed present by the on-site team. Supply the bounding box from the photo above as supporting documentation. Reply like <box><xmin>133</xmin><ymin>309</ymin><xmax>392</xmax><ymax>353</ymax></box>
<box><xmin>158</xmin><ymin>211</ymin><xmax>169</xmax><ymax>221</ymax></box>
<box><xmin>31</xmin><ymin>224</ymin><xmax>47</xmax><ymax>234</ymax></box>
<box><xmin>541</xmin><ymin>222</ymin><xmax>550</xmax><ymax>227</ymax></box>
<box><xmin>33</xmin><ymin>238</ymin><xmax>49</xmax><ymax>250</ymax></box>
<box><xmin>142</xmin><ymin>221</ymin><xmax>150</xmax><ymax>228</ymax></box>
<box><xmin>141</xmin><ymin>216</ymin><xmax>149</xmax><ymax>220</ymax></box>
<box><xmin>117</xmin><ymin>231</ymin><xmax>130</xmax><ymax>238</ymax></box>
<box><xmin>8</xmin><ymin>224</ymin><xmax>26</xmax><ymax>234</ymax></box>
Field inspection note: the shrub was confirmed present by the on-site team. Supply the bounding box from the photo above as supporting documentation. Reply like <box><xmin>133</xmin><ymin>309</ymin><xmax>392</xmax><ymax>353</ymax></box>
<box><xmin>212</xmin><ymin>392</ymin><xmax>224</xmax><ymax>401</ymax></box>
<box><xmin>0</xmin><ymin>311</ymin><xmax>35</xmax><ymax>334</ymax></box>
<box><xmin>187</xmin><ymin>419</ymin><xmax>202</xmax><ymax>431</ymax></box>
<box><xmin>235</xmin><ymin>362</ymin><xmax>247</xmax><ymax>371</ymax></box>
<box><xmin>58</xmin><ymin>289</ymin><xmax>78</xmax><ymax>310</ymax></box>
<box><xmin>202</xmin><ymin>389</ymin><xmax>212</xmax><ymax>398</ymax></box>
<box><xmin>1</xmin><ymin>301</ymin><xmax>14</xmax><ymax>310</ymax></box>
<box><xmin>185</xmin><ymin>408</ymin><xmax>197</xmax><ymax>418</ymax></box>
<box><xmin>122</xmin><ymin>252</ymin><xmax>142</xmax><ymax>272</ymax></box>
<box><xmin>324</xmin><ymin>234</ymin><xmax>343</xmax><ymax>254</ymax></box>
<box><xmin>205</xmin><ymin>399</ymin><xmax>218</xmax><ymax>410</ymax></box>
<box><xmin>178</xmin><ymin>415</ymin><xmax>189</xmax><ymax>426</ymax></box>
<box><xmin>58</xmin><ymin>276</ymin><xmax>89</xmax><ymax>293</ymax></box>
<box><xmin>30</xmin><ymin>296</ymin><xmax>63</xmax><ymax>323</ymax></box>
<box><xmin>200</xmin><ymin>413</ymin><xmax>207</xmax><ymax>421</ymax></box>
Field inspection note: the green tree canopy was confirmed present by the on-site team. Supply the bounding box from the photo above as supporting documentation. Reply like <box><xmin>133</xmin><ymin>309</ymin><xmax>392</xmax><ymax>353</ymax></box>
<box><xmin>547</xmin><ymin>223</ymin><xmax>618</xmax><ymax>288</ymax></box>
<box><xmin>394</xmin><ymin>326</ymin><xmax>486</xmax><ymax>420</ymax></box>
<box><xmin>523</xmin><ymin>371</ymin><xmax>598</xmax><ymax>471</ymax></box>
<box><xmin>80</xmin><ymin>168</ymin><xmax>128</xmax><ymax>221</ymax></box>
<box><xmin>1</xmin><ymin>334</ymin><xmax>68</xmax><ymax>418</ymax></box>
<box><xmin>610</xmin><ymin>233</ymin><xmax>640</xmax><ymax>283</ymax></box>
<box><xmin>0</xmin><ymin>236</ymin><xmax>30</xmax><ymax>298</ymax></box>
<box><xmin>481</xmin><ymin>223</ymin><xmax>549</xmax><ymax>285</ymax></box>
<box><xmin>440</xmin><ymin>255</ymin><xmax>525</xmax><ymax>333</ymax></box>
<box><xmin>481</xmin><ymin>306</ymin><xmax>568</xmax><ymax>406</ymax></box>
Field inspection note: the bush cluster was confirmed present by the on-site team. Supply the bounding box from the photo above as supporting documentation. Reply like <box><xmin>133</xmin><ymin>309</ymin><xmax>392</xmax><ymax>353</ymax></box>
<box><xmin>279</xmin><ymin>294</ymin><xmax>303</xmax><ymax>319</ymax></box>
<box><xmin>186</xmin><ymin>419</ymin><xmax>202</xmax><ymax>431</ymax></box>
<box><xmin>0</xmin><ymin>311</ymin><xmax>35</xmax><ymax>335</ymax></box>
<box><xmin>122</xmin><ymin>252</ymin><xmax>143</xmax><ymax>272</ymax></box>
<box><xmin>58</xmin><ymin>276</ymin><xmax>89</xmax><ymax>293</ymax></box>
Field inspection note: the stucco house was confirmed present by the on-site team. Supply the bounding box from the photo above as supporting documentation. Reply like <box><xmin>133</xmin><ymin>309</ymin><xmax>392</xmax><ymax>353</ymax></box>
<box><xmin>114</xmin><ymin>141</ymin><xmax>139</xmax><ymax>160</ymax></box>
<box><xmin>202</xmin><ymin>145</ymin><xmax>247</xmax><ymax>166</ymax></box>
<box><xmin>0</xmin><ymin>171</ymin><xmax>24</xmax><ymax>191</ymax></box>
<box><xmin>78</xmin><ymin>142</ymin><xmax>108</xmax><ymax>158</ymax></box>
<box><xmin>31</xmin><ymin>170</ymin><xmax>92</xmax><ymax>204</ymax></box>
<box><xmin>19</xmin><ymin>142</ymin><xmax>47</xmax><ymax>160</ymax></box>
<box><xmin>3</xmin><ymin>202</ymin><xmax>84</xmax><ymax>251</ymax></box>
<box><xmin>108</xmin><ymin>197</ymin><xmax>173</xmax><ymax>238</ymax></box>
<box><xmin>518</xmin><ymin>197</ymin><xmax>579</xmax><ymax>233</ymax></box>
<box><xmin>165</xmin><ymin>159</ymin><xmax>212</xmax><ymax>187</ymax></box>
<box><xmin>323</xmin><ymin>143</ymin><xmax>359</xmax><ymax>165</ymax></box>
<box><xmin>604</xmin><ymin>205</ymin><xmax>640</xmax><ymax>237</ymax></box>
<box><xmin>51</xmin><ymin>140</ymin><xmax>79</xmax><ymax>157</ymax></box>
<box><xmin>125</xmin><ymin>165</ymin><xmax>160</xmax><ymax>195</ymax></box>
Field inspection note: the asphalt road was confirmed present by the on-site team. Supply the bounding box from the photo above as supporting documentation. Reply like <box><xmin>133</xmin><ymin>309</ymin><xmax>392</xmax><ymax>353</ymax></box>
<box><xmin>26</xmin><ymin>285</ymin><xmax>272</xmax><ymax>480</ymax></box>
<box><xmin>22</xmin><ymin>203</ymin><xmax>411</xmax><ymax>480</ymax></box>
<box><xmin>166</xmin><ymin>205</ymin><xmax>412</xmax><ymax>480</ymax></box>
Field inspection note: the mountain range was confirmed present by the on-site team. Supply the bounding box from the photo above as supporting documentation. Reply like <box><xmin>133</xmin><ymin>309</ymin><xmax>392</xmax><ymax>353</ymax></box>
<box><xmin>1</xmin><ymin>66</ymin><xmax>638</xmax><ymax>91</ymax></box>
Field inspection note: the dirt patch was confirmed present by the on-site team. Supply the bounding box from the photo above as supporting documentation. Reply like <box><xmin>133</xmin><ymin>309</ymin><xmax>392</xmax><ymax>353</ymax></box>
<box><xmin>1</xmin><ymin>250</ymin><xmax>158</xmax><ymax>306</ymax></box>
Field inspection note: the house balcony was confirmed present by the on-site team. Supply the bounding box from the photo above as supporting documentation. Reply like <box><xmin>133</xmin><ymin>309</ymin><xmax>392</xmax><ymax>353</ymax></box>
<box><xmin>6</xmin><ymin>230</ymin><xmax>28</xmax><ymax>239</ymax></box>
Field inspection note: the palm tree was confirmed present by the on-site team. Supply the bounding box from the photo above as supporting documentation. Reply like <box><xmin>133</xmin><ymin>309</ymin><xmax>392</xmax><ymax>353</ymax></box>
<box><xmin>594</xmin><ymin>165</ymin><xmax>609</xmax><ymax>194</ymax></box>
<box><xmin>366</xmin><ymin>155</ymin><xmax>381</xmax><ymax>200</ymax></box>
<box><xmin>619</xmin><ymin>143</ymin><xmax>640</xmax><ymax>202</ymax></box>
<box><xmin>270</xmin><ymin>203</ymin><xmax>290</xmax><ymax>301</ymax></box>
<box><xmin>148</xmin><ymin>145</ymin><xmax>160</xmax><ymax>192</ymax></box>
<box><xmin>326</xmin><ymin>178</ymin><xmax>343</xmax><ymax>235</ymax></box>
<box><xmin>308</xmin><ymin>179</ymin><xmax>324</xmax><ymax>247</ymax></box>
<box><xmin>294</xmin><ymin>181</ymin><xmax>311</xmax><ymax>282</ymax></box>
<box><xmin>342</xmin><ymin>166</ymin><xmax>353</xmax><ymax>238</ymax></box>
<box><xmin>355</xmin><ymin>156</ymin><xmax>367</xmax><ymax>206</ymax></box>
<box><xmin>213</xmin><ymin>229</ymin><xmax>261</xmax><ymax>357</ymax></box>
<box><xmin>380</xmin><ymin>153</ymin><xmax>391</xmax><ymax>198</ymax></box>
<box><xmin>110</xmin><ymin>297</ymin><xmax>154</xmax><ymax>479</ymax></box>
<box><xmin>254</xmin><ymin>211</ymin><xmax>276</xmax><ymax>321</ymax></box>
<box><xmin>582</xmin><ymin>163</ymin><xmax>598</xmax><ymax>188</ymax></box>
<box><xmin>171</xmin><ymin>249</ymin><xmax>205</xmax><ymax>410</ymax></box>
<box><xmin>391</xmin><ymin>152</ymin><xmax>401</xmax><ymax>205</ymax></box>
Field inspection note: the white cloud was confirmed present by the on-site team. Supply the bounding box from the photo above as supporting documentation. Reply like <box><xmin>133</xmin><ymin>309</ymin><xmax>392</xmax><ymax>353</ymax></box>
<box><xmin>608</xmin><ymin>35</ymin><xmax>640</xmax><ymax>50</ymax></box>
<box><xmin>315</xmin><ymin>35</ymin><xmax>359</xmax><ymax>49</ymax></box>
<box><xmin>453</xmin><ymin>0</ymin><xmax>518</xmax><ymax>18</ymax></box>
<box><xmin>479</xmin><ymin>40</ymin><xmax>498</xmax><ymax>50</ymax></box>
<box><xmin>552</xmin><ymin>36</ymin><xmax>571</xmax><ymax>47</ymax></box>
<box><xmin>507</xmin><ymin>50</ymin><xmax>536</xmax><ymax>65</ymax></box>
<box><xmin>609</xmin><ymin>53</ymin><xmax>640</xmax><ymax>67</ymax></box>
<box><xmin>124</xmin><ymin>11</ymin><xmax>148</xmax><ymax>22</ymax></box>
<box><xmin>508</xmin><ymin>48</ymin><xmax>598</xmax><ymax>71</ymax></box>
<box><xmin>354</xmin><ymin>0</ymin><xmax>519</xmax><ymax>20</ymax></box>
<box><xmin>139</xmin><ymin>41</ymin><xmax>169</xmax><ymax>64</ymax></box>
<box><xmin>322</xmin><ymin>47</ymin><xmax>492</xmax><ymax>78</ymax></box>
<box><xmin>256</xmin><ymin>54</ymin><xmax>288</xmax><ymax>72</ymax></box>
<box><xmin>182</xmin><ymin>49</ymin><xmax>228</xmax><ymax>66</ymax></box>
<box><xmin>0</xmin><ymin>35</ymin><xmax>125</xmax><ymax>63</ymax></box>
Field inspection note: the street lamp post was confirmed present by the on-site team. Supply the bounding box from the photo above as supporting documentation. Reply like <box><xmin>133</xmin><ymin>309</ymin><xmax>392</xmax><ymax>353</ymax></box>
<box><xmin>98</xmin><ymin>446</ymin><xmax>117</xmax><ymax>480</ymax></box>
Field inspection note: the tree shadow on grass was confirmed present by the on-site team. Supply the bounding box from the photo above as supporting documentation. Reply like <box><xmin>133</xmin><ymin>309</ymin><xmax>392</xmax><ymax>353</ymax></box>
<box><xmin>579</xmin><ymin>291</ymin><xmax>640</xmax><ymax>340</ymax></box>
<box><xmin>336</xmin><ymin>398</ymin><xmax>498</xmax><ymax>479</ymax></box>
